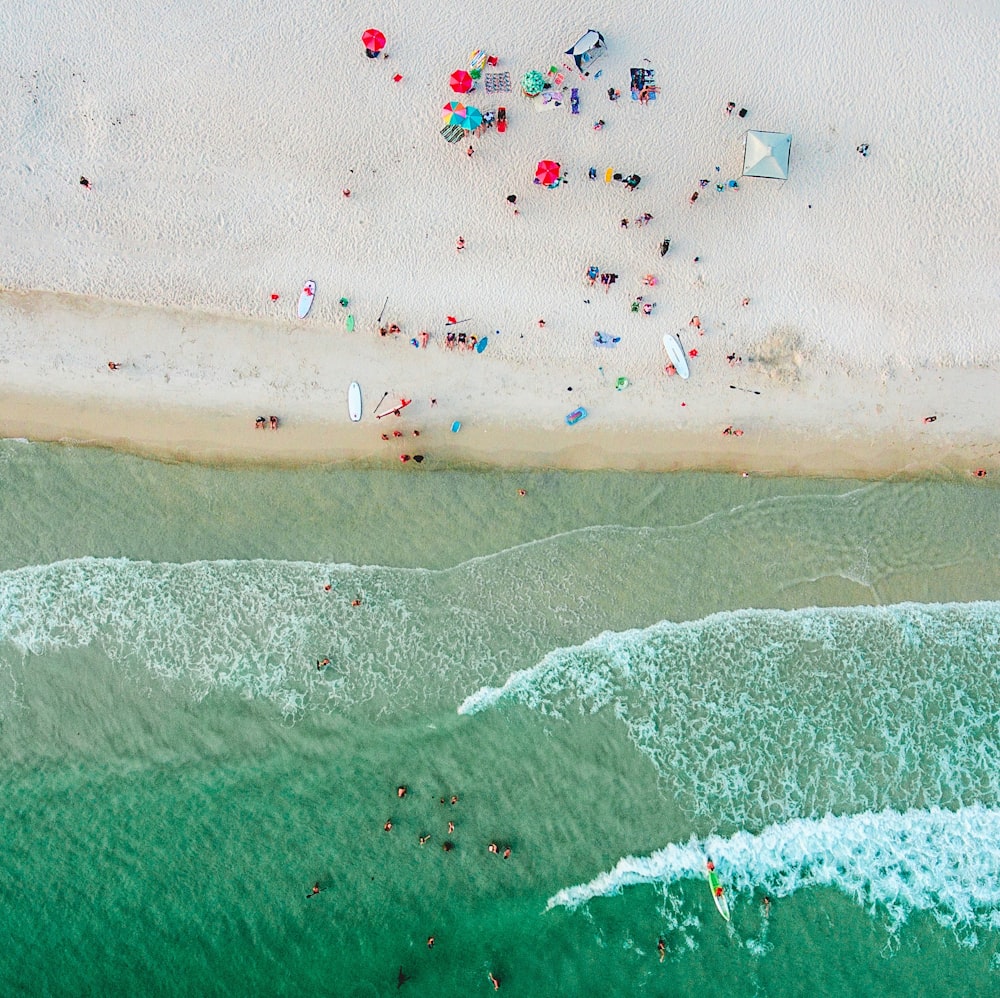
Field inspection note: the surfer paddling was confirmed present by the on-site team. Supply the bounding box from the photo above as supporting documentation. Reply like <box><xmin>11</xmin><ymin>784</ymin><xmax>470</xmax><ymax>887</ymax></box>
<box><xmin>306</xmin><ymin>882</ymin><xmax>322</xmax><ymax>898</ymax></box>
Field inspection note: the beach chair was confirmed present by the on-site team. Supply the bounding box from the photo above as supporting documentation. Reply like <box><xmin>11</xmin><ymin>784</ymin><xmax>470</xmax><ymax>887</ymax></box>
<box><xmin>497</xmin><ymin>107</ymin><xmax>506</xmax><ymax>133</ymax></box>
<box><xmin>570</xmin><ymin>88</ymin><xmax>580</xmax><ymax>114</ymax></box>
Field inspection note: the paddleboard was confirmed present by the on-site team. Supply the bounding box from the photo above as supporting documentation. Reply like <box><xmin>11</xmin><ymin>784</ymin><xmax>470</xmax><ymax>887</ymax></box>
<box><xmin>375</xmin><ymin>398</ymin><xmax>412</xmax><ymax>420</ymax></box>
<box><xmin>663</xmin><ymin>333</ymin><xmax>690</xmax><ymax>379</ymax></box>
<box><xmin>346</xmin><ymin>314</ymin><xmax>355</xmax><ymax>332</ymax></box>
<box><xmin>348</xmin><ymin>382</ymin><xmax>362</xmax><ymax>422</ymax></box>
<box><xmin>706</xmin><ymin>861</ymin><xmax>731</xmax><ymax>922</ymax></box>
<box><xmin>475</xmin><ymin>336</ymin><xmax>488</xmax><ymax>353</ymax></box>
<box><xmin>298</xmin><ymin>281</ymin><xmax>316</xmax><ymax>318</ymax></box>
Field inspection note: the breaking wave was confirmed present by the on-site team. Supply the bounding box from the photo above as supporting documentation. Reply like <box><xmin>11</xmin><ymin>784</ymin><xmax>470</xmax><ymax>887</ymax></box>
<box><xmin>547</xmin><ymin>805</ymin><xmax>1000</xmax><ymax>941</ymax></box>
<box><xmin>460</xmin><ymin>602</ymin><xmax>1000</xmax><ymax>827</ymax></box>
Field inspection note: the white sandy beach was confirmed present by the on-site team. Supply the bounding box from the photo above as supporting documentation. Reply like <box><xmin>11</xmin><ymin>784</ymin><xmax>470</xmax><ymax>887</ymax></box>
<box><xmin>1</xmin><ymin>0</ymin><xmax>998</xmax><ymax>476</ymax></box>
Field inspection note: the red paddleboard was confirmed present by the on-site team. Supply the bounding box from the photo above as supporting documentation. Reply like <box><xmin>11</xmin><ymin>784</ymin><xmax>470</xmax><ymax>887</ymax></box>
<box><xmin>376</xmin><ymin>398</ymin><xmax>412</xmax><ymax>419</ymax></box>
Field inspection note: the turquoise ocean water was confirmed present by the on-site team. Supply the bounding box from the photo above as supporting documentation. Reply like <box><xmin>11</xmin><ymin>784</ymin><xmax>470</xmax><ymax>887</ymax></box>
<box><xmin>1</xmin><ymin>440</ymin><xmax>999</xmax><ymax>996</ymax></box>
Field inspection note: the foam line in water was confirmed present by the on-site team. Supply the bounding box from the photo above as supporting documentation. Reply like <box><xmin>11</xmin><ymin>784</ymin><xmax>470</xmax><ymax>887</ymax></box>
<box><xmin>547</xmin><ymin>805</ymin><xmax>1000</xmax><ymax>935</ymax></box>
<box><xmin>460</xmin><ymin>603</ymin><xmax>1000</xmax><ymax>829</ymax></box>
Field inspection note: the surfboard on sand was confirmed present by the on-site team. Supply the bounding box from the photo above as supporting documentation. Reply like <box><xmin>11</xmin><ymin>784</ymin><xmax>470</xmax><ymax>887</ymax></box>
<box><xmin>298</xmin><ymin>281</ymin><xmax>316</xmax><ymax>318</ymax></box>
<box><xmin>663</xmin><ymin>333</ymin><xmax>690</xmax><ymax>379</ymax></box>
<box><xmin>475</xmin><ymin>336</ymin><xmax>488</xmax><ymax>353</ymax></box>
<box><xmin>348</xmin><ymin>382</ymin><xmax>362</xmax><ymax>421</ymax></box>
<box><xmin>346</xmin><ymin>314</ymin><xmax>355</xmax><ymax>332</ymax></box>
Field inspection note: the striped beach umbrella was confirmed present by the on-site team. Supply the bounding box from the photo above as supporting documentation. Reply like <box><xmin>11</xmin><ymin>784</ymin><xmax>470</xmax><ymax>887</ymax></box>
<box><xmin>442</xmin><ymin>102</ymin><xmax>483</xmax><ymax>131</ymax></box>
<box><xmin>468</xmin><ymin>49</ymin><xmax>488</xmax><ymax>76</ymax></box>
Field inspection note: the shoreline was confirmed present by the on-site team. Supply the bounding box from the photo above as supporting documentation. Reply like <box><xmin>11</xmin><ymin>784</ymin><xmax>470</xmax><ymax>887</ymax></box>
<box><xmin>2</xmin><ymin>386</ymin><xmax>994</xmax><ymax>482</ymax></box>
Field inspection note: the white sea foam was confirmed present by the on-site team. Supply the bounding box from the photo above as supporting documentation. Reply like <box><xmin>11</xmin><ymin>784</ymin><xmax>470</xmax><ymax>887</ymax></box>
<box><xmin>547</xmin><ymin>805</ymin><xmax>1000</xmax><ymax>938</ymax></box>
<box><xmin>461</xmin><ymin>603</ymin><xmax>1000</xmax><ymax>827</ymax></box>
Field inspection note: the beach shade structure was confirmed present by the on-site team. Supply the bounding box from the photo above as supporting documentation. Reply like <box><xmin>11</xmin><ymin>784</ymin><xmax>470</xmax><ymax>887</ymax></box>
<box><xmin>521</xmin><ymin>70</ymin><xmax>546</xmax><ymax>97</ymax></box>
<box><xmin>449</xmin><ymin>69</ymin><xmax>475</xmax><ymax>94</ymax></box>
<box><xmin>468</xmin><ymin>49</ymin><xmax>489</xmax><ymax>77</ymax></box>
<box><xmin>460</xmin><ymin>105</ymin><xmax>483</xmax><ymax>130</ymax></box>
<box><xmin>442</xmin><ymin>102</ymin><xmax>483</xmax><ymax>130</ymax></box>
<box><xmin>535</xmin><ymin>159</ymin><xmax>562</xmax><ymax>187</ymax></box>
<box><xmin>565</xmin><ymin>29</ymin><xmax>607</xmax><ymax>72</ymax></box>
<box><xmin>362</xmin><ymin>28</ymin><xmax>386</xmax><ymax>58</ymax></box>
<box><xmin>743</xmin><ymin>130</ymin><xmax>792</xmax><ymax>180</ymax></box>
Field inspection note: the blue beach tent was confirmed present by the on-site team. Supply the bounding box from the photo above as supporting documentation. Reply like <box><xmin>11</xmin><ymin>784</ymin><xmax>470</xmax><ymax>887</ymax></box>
<box><xmin>565</xmin><ymin>30</ymin><xmax>607</xmax><ymax>72</ymax></box>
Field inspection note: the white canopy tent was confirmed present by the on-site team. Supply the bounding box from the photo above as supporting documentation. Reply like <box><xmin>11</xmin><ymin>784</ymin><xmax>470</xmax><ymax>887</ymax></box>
<box><xmin>743</xmin><ymin>130</ymin><xmax>792</xmax><ymax>180</ymax></box>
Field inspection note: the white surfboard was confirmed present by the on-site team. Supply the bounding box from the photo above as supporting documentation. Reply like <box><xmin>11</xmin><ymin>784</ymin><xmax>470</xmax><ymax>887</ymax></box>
<box><xmin>348</xmin><ymin>382</ymin><xmax>362</xmax><ymax>421</ymax></box>
<box><xmin>663</xmin><ymin>333</ymin><xmax>690</xmax><ymax>379</ymax></box>
<box><xmin>298</xmin><ymin>280</ymin><xmax>316</xmax><ymax>318</ymax></box>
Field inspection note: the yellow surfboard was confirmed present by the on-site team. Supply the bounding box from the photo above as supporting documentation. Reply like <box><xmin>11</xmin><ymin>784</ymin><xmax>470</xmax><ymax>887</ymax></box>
<box><xmin>605</xmin><ymin>167</ymin><xmax>613</xmax><ymax>183</ymax></box>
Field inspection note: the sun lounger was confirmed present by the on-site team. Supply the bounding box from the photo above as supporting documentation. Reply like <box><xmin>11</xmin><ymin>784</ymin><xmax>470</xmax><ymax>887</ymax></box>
<box><xmin>497</xmin><ymin>107</ymin><xmax>506</xmax><ymax>133</ymax></box>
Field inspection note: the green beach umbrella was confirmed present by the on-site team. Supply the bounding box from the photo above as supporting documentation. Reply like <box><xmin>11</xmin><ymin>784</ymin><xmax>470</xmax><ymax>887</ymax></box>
<box><xmin>520</xmin><ymin>70</ymin><xmax>545</xmax><ymax>97</ymax></box>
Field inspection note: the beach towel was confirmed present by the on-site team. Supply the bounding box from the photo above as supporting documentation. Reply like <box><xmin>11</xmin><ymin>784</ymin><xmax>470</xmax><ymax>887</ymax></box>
<box><xmin>593</xmin><ymin>332</ymin><xmax>621</xmax><ymax>348</ymax></box>
<box><xmin>570</xmin><ymin>88</ymin><xmax>580</xmax><ymax>114</ymax></box>
<box><xmin>630</xmin><ymin>67</ymin><xmax>658</xmax><ymax>101</ymax></box>
<box><xmin>538</xmin><ymin>89</ymin><xmax>564</xmax><ymax>111</ymax></box>
<box><xmin>484</xmin><ymin>72</ymin><xmax>511</xmax><ymax>93</ymax></box>
<box><xmin>440</xmin><ymin>124</ymin><xmax>465</xmax><ymax>143</ymax></box>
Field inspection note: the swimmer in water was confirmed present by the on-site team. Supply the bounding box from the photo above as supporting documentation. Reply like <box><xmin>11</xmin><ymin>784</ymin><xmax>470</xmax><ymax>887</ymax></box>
<box><xmin>419</xmin><ymin>834</ymin><xmax>430</xmax><ymax>845</ymax></box>
<box><xmin>397</xmin><ymin>786</ymin><xmax>407</xmax><ymax>798</ymax></box>
<box><xmin>307</xmin><ymin>882</ymin><xmax>322</xmax><ymax>898</ymax></box>
<box><xmin>657</xmin><ymin>938</ymin><xmax>665</xmax><ymax>962</ymax></box>
<box><xmin>447</xmin><ymin>821</ymin><xmax>454</xmax><ymax>834</ymax></box>
<box><xmin>384</xmin><ymin>820</ymin><xmax>393</xmax><ymax>832</ymax></box>
<box><xmin>442</xmin><ymin>841</ymin><xmax>453</xmax><ymax>852</ymax></box>
<box><xmin>488</xmin><ymin>842</ymin><xmax>499</xmax><ymax>854</ymax></box>
<box><xmin>489</xmin><ymin>971</ymin><xmax>501</xmax><ymax>991</ymax></box>
<box><xmin>450</xmin><ymin>796</ymin><xmax>458</xmax><ymax>805</ymax></box>
<box><xmin>762</xmin><ymin>896</ymin><xmax>771</xmax><ymax>916</ymax></box>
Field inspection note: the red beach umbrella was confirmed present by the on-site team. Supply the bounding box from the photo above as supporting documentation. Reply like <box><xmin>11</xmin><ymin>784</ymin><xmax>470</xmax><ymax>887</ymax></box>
<box><xmin>535</xmin><ymin>160</ymin><xmax>562</xmax><ymax>186</ymax></box>
<box><xmin>449</xmin><ymin>69</ymin><xmax>475</xmax><ymax>94</ymax></box>
<box><xmin>362</xmin><ymin>28</ymin><xmax>386</xmax><ymax>53</ymax></box>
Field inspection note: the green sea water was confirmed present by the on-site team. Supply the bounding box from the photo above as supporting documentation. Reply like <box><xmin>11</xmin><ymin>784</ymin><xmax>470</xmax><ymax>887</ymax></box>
<box><xmin>1</xmin><ymin>440</ymin><xmax>999</xmax><ymax>996</ymax></box>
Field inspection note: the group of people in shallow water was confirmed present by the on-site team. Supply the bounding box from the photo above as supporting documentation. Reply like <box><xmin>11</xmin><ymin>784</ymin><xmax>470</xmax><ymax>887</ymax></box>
<box><xmin>383</xmin><ymin>785</ymin><xmax>513</xmax><ymax>860</ymax></box>
<box><xmin>254</xmin><ymin>415</ymin><xmax>279</xmax><ymax>430</ymax></box>
<box><xmin>345</xmin><ymin>785</ymin><xmax>509</xmax><ymax>988</ymax></box>
<box><xmin>304</xmin><ymin>785</ymin><xmax>511</xmax><ymax>988</ymax></box>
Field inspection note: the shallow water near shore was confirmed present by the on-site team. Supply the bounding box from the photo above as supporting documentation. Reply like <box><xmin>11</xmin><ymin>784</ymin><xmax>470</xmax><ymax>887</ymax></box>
<box><xmin>1</xmin><ymin>440</ymin><xmax>999</xmax><ymax>996</ymax></box>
